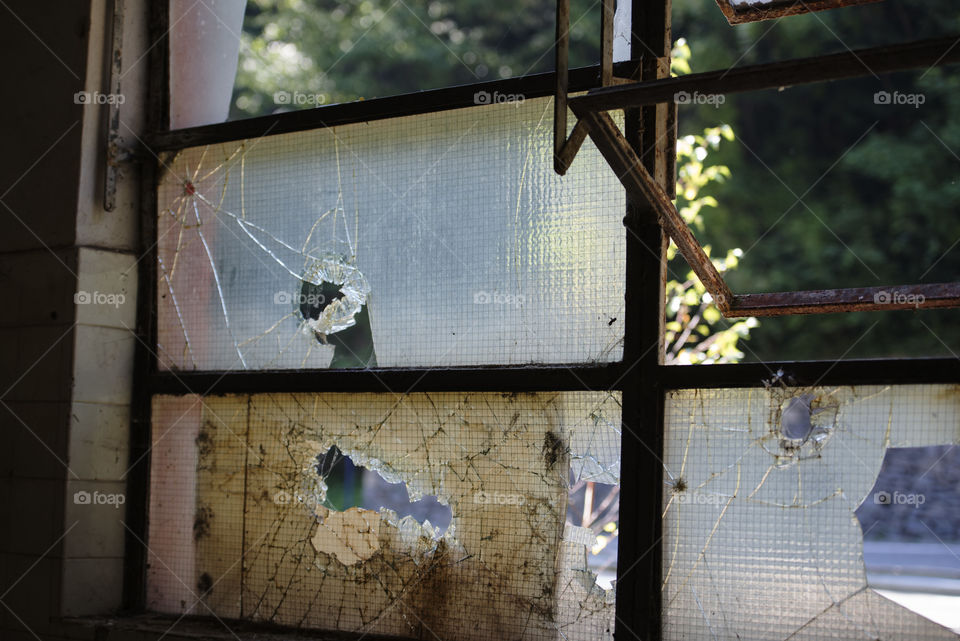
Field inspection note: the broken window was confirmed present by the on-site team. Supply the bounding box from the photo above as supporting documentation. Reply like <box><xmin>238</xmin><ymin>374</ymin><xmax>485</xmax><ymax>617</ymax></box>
<box><xmin>156</xmin><ymin>97</ymin><xmax>625</xmax><ymax>370</ymax></box>
<box><xmin>856</xmin><ymin>446</ymin><xmax>960</xmax><ymax>634</ymax></box>
<box><xmin>662</xmin><ymin>384</ymin><xmax>960</xmax><ymax>640</ymax></box>
<box><xmin>147</xmin><ymin>391</ymin><xmax>620</xmax><ymax>639</ymax></box>
<box><xmin>566</xmin><ymin>407</ymin><xmax>621</xmax><ymax>591</ymax></box>
<box><xmin>143</xmin><ymin>3</ymin><xmax>960</xmax><ymax>638</ymax></box>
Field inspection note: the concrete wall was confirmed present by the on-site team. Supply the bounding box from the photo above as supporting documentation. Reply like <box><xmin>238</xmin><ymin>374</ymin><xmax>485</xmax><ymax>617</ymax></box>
<box><xmin>0</xmin><ymin>0</ymin><xmax>145</xmax><ymax>638</ymax></box>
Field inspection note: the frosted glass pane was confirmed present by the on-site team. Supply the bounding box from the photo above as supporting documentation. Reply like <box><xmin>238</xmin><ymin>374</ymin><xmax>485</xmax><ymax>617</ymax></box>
<box><xmin>147</xmin><ymin>391</ymin><xmax>621</xmax><ymax>640</ymax></box>
<box><xmin>662</xmin><ymin>385</ymin><xmax>960</xmax><ymax>640</ymax></box>
<box><xmin>157</xmin><ymin>97</ymin><xmax>625</xmax><ymax>370</ymax></box>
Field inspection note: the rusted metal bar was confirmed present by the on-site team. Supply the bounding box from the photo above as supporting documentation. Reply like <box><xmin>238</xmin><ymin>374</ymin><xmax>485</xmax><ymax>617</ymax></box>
<box><xmin>554</xmin><ymin>0</ymin><xmax>570</xmax><ymax>173</ymax></box>
<box><xmin>570</xmin><ymin>35</ymin><xmax>960</xmax><ymax>113</ymax></box>
<box><xmin>578</xmin><ymin>108</ymin><xmax>960</xmax><ymax>317</ymax></box>
<box><xmin>103</xmin><ymin>0</ymin><xmax>126</xmax><ymax>211</ymax></box>
<box><xmin>554</xmin><ymin>119</ymin><xmax>589</xmax><ymax>175</ymax></box>
<box><xmin>727</xmin><ymin>283</ymin><xmax>960</xmax><ymax>317</ymax></box>
<box><xmin>600</xmin><ymin>0</ymin><xmax>614</xmax><ymax>86</ymax></box>
<box><xmin>714</xmin><ymin>0</ymin><xmax>878</xmax><ymax>26</ymax></box>
<box><xmin>664</xmin><ymin>100</ymin><xmax>677</xmax><ymax>199</ymax></box>
<box><xmin>575</xmin><ymin>107</ymin><xmax>733</xmax><ymax>312</ymax></box>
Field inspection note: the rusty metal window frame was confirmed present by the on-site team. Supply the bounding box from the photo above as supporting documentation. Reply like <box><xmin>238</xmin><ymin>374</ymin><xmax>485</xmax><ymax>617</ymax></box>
<box><xmin>556</xmin><ymin>22</ymin><xmax>960</xmax><ymax>318</ymax></box>
<box><xmin>713</xmin><ymin>0</ymin><xmax>880</xmax><ymax>25</ymax></box>
<box><xmin>124</xmin><ymin>2</ymin><xmax>960</xmax><ymax>640</ymax></box>
<box><xmin>128</xmin><ymin>0</ymin><xmax>643</xmax><ymax>626</ymax></box>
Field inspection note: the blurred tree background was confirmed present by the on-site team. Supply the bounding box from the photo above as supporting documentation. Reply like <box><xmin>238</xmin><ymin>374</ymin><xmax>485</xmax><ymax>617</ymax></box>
<box><xmin>230</xmin><ymin>0</ymin><xmax>960</xmax><ymax>362</ymax></box>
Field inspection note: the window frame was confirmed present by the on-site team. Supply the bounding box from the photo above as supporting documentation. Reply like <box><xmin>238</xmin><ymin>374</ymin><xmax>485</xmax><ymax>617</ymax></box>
<box><xmin>128</xmin><ymin>2</ymin><xmax>960</xmax><ymax>640</ymax></box>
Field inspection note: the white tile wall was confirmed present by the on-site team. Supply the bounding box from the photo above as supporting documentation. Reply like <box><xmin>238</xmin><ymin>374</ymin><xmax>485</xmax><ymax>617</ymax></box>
<box><xmin>74</xmin><ymin>249</ymin><xmax>137</xmax><ymax>329</ymax></box>
<box><xmin>68</xmin><ymin>402</ymin><xmax>130</xmax><ymax>480</ymax></box>
<box><xmin>72</xmin><ymin>324</ymin><xmax>136</xmax><ymax>406</ymax></box>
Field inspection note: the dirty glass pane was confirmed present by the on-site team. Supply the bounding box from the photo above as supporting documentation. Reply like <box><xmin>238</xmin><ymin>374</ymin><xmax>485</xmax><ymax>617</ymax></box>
<box><xmin>156</xmin><ymin>97</ymin><xmax>625</xmax><ymax>370</ymax></box>
<box><xmin>662</xmin><ymin>384</ymin><xmax>960</xmax><ymax>640</ymax></box>
<box><xmin>147</xmin><ymin>391</ymin><xmax>621</xmax><ymax>640</ymax></box>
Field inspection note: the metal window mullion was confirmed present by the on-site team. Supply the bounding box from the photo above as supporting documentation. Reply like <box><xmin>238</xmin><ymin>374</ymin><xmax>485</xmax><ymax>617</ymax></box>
<box><xmin>615</xmin><ymin>1</ymin><xmax>672</xmax><ymax>640</ymax></box>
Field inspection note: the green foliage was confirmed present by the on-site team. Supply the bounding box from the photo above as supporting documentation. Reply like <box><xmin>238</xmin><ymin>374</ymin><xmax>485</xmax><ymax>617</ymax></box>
<box><xmin>670</xmin><ymin>0</ymin><xmax>960</xmax><ymax>360</ymax></box>
<box><xmin>232</xmin><ymin>0</ymin><xmax>602</xmax><ymax>118</ymax></box>
<box><xmin>666</xmin><ymin>47</ymin><xmax>757</xmax><ymax>364</ymax></box>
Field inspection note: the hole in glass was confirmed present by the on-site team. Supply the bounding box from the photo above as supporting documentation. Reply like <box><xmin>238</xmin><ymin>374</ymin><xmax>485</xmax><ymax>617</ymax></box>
<box><xmin>310</xmin><ymin>446</ymin><xmax>452</xmax><ymax>537</ymax></box>
<box><xmin>857</xmin><ymin>445</ymin><xmax>960</xmax><ymax>634</ymax></box>
<box><xmin>567</xmin><ymin>478</ymin><xmax>618</xmax><ymax>590</ymax></box>
<box><xmin>769</xmin><ymin>390</ymin><xmax>839</xmax><ymax>465</ymax></box>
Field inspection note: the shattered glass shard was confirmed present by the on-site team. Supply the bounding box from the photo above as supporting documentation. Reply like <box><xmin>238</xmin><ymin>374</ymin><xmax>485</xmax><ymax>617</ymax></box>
<box><xmin>312</xmin><ymin>507</ymin><xmax>382</xmax><ymax>565</ymax></box>
<box><xmin>297</xmin><ymin>254</ymin><xmax>370</xmax><ymax>339</ymax></box>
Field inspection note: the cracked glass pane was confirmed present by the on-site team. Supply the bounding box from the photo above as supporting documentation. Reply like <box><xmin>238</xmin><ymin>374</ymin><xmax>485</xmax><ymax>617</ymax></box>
<box><xmin>662</xmin><ymin>384</ymin><xmax>960</xmax><ymax>640</ymax></box>
<box><xmin>156</xmin><ymin>97</ymin><xmax>625</xmax><ymax>370</ymax></box>
<box><xmin>147</xmin><ymin>391</ymin><xmax>620</xmax><ymax>640</ymax></box>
